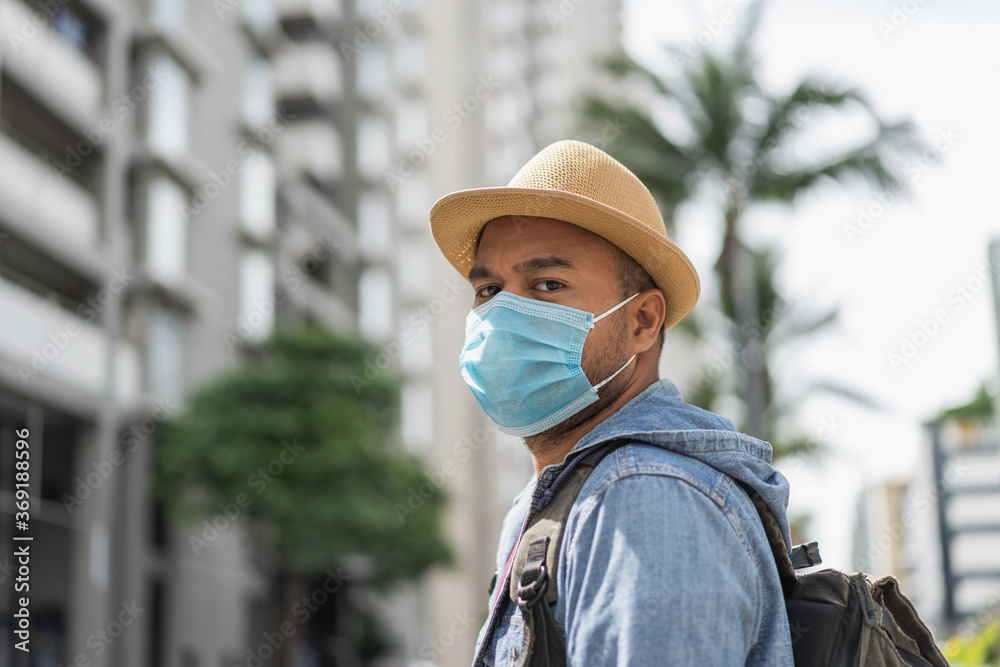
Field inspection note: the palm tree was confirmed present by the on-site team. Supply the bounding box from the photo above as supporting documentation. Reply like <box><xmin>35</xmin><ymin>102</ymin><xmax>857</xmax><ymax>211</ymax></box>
<box><xmin>582</xmin><ymin>4</ymin><xmax>919</xmax><ymax>453</ymax></box>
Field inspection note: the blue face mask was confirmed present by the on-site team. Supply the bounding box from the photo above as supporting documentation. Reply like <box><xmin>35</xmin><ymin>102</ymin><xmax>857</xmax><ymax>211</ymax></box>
<box><xmin>459</xmin><ymin>291</ymin><xmax>639</xmax><ymax>437</ymax></box>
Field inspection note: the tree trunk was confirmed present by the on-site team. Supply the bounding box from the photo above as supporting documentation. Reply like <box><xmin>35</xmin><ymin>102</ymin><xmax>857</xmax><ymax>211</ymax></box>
<box><xmin>281</xmin><ymin>571</ymin><xmax>304</xmax><ymax>667</ymax></box>
<box><xmin>717</xmin><ymin>206</ymin><xmax>767</xmax><ymax>440</ymax></box>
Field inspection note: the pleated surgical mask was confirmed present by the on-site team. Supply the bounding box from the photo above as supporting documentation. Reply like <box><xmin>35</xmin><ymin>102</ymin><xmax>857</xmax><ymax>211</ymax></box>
<box><xmin>459</xmin><ymin>291</ymin><xmax>638</xmax><ymax>437</ymax></box>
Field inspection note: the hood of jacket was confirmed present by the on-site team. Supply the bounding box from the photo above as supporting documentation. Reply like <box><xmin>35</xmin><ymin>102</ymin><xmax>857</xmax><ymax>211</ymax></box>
<box><xmin>558</xmin><ymin>378</ymin><xmax>793</xmax><ymax>548</ymax></box>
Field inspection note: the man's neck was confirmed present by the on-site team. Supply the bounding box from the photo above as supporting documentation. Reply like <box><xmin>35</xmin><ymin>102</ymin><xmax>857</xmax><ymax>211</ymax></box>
<box><xmin>525</xmin><ymin>369</ymin><xmax>659</xmax><ymax>476</ymax></box>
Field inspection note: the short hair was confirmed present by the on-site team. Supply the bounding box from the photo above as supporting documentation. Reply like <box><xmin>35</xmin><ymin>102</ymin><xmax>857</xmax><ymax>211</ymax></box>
<box><xmin>612</xmin><ymin>247</ymin><xmax>665</xmax><ymax>355</ymax></box>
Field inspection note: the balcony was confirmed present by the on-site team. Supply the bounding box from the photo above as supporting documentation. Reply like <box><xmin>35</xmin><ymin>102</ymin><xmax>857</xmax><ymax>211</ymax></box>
<box><xmin>0</xmin><ymin>131</ymin><xmax>100</xmax><ymax>255</ymax></box>
<box><xmin>272</xmin><ymin>43</ymin><xmax>343</xmax><ymax>111</ymax></box>
<box><xmin>273</xmin><ymin>120</ymin><xmax>343</xmax><ymax>182</ymax></box>
<box><xmin>0</xmin><ymin>277</ymin><xmax>141</xmax><ymax>405</ymax></box>
<box><xmin>0</xmin><ymin>0</ymin><xmax>103</xmax><ymax>127</ymax></box>
<box><xmin>274</xmin><ymin>0</ymin><xmax>341</xmax><ymax>34</ymax></box>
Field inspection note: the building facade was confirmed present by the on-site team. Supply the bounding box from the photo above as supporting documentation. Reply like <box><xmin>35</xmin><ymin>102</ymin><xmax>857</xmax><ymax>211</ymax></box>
<box><xmin>0</xmin><ymin>0</ymin><xmax>630</xmax><ymax>664</ymax></box>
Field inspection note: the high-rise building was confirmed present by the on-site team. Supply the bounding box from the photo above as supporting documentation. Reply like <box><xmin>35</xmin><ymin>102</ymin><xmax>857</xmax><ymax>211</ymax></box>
<box><xmin>0</xmin><ymin>0</ymin><xmax>631</xmax><ymax>664</ymax></box>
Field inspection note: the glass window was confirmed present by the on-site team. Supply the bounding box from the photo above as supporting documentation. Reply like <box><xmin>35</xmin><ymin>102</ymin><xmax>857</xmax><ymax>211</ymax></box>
<box><xmin>147</xmin><ymin>55</ymin><xmax>190</xmax><ymax>156</ymax></box>
<box><xmin>397</xmin><ymin>237</ymin><xmax>429</xmax><ymax>299</ymax></box>
<box><xmin>239</xmin><ymin>250</ymin><xmax>275</xmax><ymax>343</ymax></box>
<box><xmin>151</xmin><ymin>0</ymin><xmax>187</xmax><ymax>32</ymax></box>
<box><xmin>358</xmin><ymin>268</ymin><xmax>393</xmax><ymax>342</ymax></box>
<box><xmin>401</xmin><ymin>380</ymin><xmax>433</xmax><ymax>452</ymax></box>
<box><xmin>357</xmin><ymin>115</ymin><xmax>390</xmax><ymax>179</ymax></box>
<box><xmin>146</xmin><ymin>175</ymin><xmax>187</xmax><ymax>284</ymax></box>
<box><xmin>357</xmin><ymin>191</ymin><xmax>392</xmax><ymax>259</ymax></box>
<box><xmin>395</xmin><ymin>32</ymin><xmax>424</xmax><ymax>84</ymax></box>
<box><xmin>242</xmin><ymin>58</ymin><xmax>273</xmax><ymax>129</ymax></box>
<box><xmin>239</xmin><ymin>153</ymin><xmax>276</xmax><ymax>239</ymax></box>
<box><xmin>148</xmin><ymin>306</ymin><xmax>183</xmax><ymax>399</ymax></box>
<box><xmin>242</xmin><ymin>0</ymin><xmax>274</xmax><ymax>30</ymax></box>
<box><xmin>396</xmin><ymin>171</ymin><xmax>429</xmax><ymax>230</ymax></box>
<box><xmin>400</xmin><ymin>310</ymin><xmax>432</xmax><ymax>373</ymax></box>
<box><xmin>52</xmin><ymin>8</ymin><xmax>89</xmax><ymax>51</ymax></box>
<box><xmin>395</xmin><ymin>98</ymin><xmax>427</xmax><ymax>153</ymax></box>
<box><xmin>356</xmin><ymin>44</ymin><xmax>388</xmax><ymax>100</ymax></box>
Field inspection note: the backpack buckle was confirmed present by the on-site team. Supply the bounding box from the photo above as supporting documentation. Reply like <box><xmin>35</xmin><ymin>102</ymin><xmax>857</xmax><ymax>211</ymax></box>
<box><xmin>516</xmin><ymin>564</ymin><xmax>549</xmax><ymax>609</ymax></box>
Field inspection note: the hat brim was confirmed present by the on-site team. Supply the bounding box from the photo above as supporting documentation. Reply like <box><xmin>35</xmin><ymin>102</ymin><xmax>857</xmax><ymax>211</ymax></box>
<box><xmin>429</xmin><ymin>187</ymin><xmax>700</xmax><ymax>330</ymax></box>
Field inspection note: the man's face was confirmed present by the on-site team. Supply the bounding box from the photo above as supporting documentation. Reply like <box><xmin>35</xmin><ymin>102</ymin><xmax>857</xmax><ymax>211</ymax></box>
<box><xmin>468</xmin><ymin>216</ymin><xmax>633</xmax><ymax>395</ymax></box>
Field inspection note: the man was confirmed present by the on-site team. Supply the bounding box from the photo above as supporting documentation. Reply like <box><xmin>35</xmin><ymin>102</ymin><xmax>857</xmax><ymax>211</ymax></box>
<box><xmin>429</xmin><ymin>140</ymin><xmax>794</xmax><ymax>665</ymax></box>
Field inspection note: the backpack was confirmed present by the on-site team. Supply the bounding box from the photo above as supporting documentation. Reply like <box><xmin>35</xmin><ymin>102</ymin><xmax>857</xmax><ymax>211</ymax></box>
<box><xmin>506</xmin><ymin>439</ymin><xmax>950</xmax><ymax>667</ymax></box>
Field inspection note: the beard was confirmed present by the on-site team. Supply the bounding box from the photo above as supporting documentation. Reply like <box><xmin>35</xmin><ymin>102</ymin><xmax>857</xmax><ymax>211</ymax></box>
<box><xmin>525</xmin><ymin>309</ymin><xmax>635</xmax><ymax>456</ymax></box>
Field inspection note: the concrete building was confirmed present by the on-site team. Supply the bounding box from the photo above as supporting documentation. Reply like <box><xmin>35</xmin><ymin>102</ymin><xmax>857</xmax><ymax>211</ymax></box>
<box><xmin>0</xmin><ymin>0</ymin><xmax>361</xmax><ymax>664</ymax></box>
<box><xmin>0</xmin><ymin>0</ymin><xmax>636</xmax><ymax>664</ymax></box>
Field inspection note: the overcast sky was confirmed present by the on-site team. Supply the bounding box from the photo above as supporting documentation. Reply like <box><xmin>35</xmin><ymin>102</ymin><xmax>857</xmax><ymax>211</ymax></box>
<box><xmin>623</xmin><ymin>0</ymin><xmax>1000</xmax><ymax>568</ymax></box>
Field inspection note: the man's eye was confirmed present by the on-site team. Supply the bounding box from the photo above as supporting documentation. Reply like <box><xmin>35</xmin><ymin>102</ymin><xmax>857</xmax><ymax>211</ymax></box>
<box><xmin>476</xmin><ymin>285</ymin><xmax>501</xmax><ymax>299</ymax></box>
<box><xmin>535</xmin><ymin>280</ymin><xmax>563</xmax><ymax>292</ymax></box>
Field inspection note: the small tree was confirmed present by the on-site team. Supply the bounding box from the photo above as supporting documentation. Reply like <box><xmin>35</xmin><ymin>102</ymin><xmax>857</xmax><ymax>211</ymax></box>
<box><xmin>155</xmin><ymin>325</ymin><xmax>451</xmax><ymax>663</ymax></box>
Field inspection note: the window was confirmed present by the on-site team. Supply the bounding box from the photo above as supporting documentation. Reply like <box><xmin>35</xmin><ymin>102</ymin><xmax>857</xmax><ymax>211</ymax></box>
<box><xmin>356</xmin><ymin>44</ymin><xmax>388</xmax><ymax>99</ymax></box>
<box><xmin>357</xmin><ymin>115</ymin><xmax>390</xmax><ymax>179</ymax></box>
<box><xmin>145</xmin><ymin>176</ymin><xmax>187</xmax><ymax>284</ymax></box>
<box><xmin>396</xmin><ymin>171</ymin><xmax>429</xmax><ymax>230</ymax></box>
<box><xmin>239</xmin><ymin>153</ymin><xmax>276</xmax><ymax>239</ymax></box>
<box><xmin>401</xmin><ymin>380</ymin><xmax>433</xmax><ymax>452</ymax></box>
<box><xmin>146</xmin><ymin>55</ymin><xmax>190</xmax><ymax>156</ymax></box>
<box><xmin>395</xmin><ymin>32</ymin><xmax>424</xmax><ymax>85</ymax></box>
<box><xmin>397</xmin><ymin>237</ymin><xmax>430</xmax><ymax>299</ymax></box>
<box><xmin>242</xmin><ymin>58</ymin><xmax>273</xmax><ymax>129</ymax></box>
<box><xmin>395</xmin><ymin>98</ymin><xmax>427</xmax><ymax>153</ymax></box>
<box><xmin>357</xmin><ymin>191</ymin><xmax>392</xmax><ymax>259</ymax></box>
<box><xmin>358</xmin><ymin>268</ymin><xmax>393</xmax><ymax>342</ymax></box>
<box><xmin>239</xmin><ymin>250</ymin><xmax>275</xmax><ymax>343</ymax></box>
<box><xmin>242</xmin><ymin>0</ymin><xmax>275</xmax><ymax>30</ymax></box>
<box><xmin>148</xmin><ymin>306</ymin><xmax>183</xmax><ymax>399</ymax></box>
<box><xmin>151</xmin><ymin>0</ymin><xmax>187</xmax><ymax>32</ymax></box>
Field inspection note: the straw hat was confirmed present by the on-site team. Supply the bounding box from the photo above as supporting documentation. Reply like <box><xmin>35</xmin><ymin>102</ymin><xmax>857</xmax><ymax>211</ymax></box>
<box><xmin>428</xmin><ymin>139</ymin><xmax>700</xmax><ymax>329</ymax></box>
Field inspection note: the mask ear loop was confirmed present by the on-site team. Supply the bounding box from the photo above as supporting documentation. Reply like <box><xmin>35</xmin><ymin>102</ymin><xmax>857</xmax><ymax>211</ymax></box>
<box><xmin>592</xmin><ymin>292</ymin><xmax>640</xmax><ymax>325</ymax></box>
<box><xmin>593</xmin><ymin>354</ymin><xmax>637</xmax><ymax>391</ymax></box>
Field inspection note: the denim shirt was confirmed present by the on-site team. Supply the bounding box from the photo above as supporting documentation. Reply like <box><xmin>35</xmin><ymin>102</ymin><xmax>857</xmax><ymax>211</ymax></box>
<box><xmin>472</xmin><ymin>379</ymin><xmax>795</xmax><ymax>667</ymax></box>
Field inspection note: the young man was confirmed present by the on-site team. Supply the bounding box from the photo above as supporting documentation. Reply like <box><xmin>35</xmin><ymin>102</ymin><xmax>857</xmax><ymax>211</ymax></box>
<box><xmin>429</xmin><ymin>140</ymin><xmax>794</xmax><ymax>666</ymax></box>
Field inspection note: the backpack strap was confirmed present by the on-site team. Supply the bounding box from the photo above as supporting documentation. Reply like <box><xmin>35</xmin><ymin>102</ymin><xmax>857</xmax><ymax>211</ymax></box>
<box><xmin>734</xmin><ymin>480</ymin><xmax>802</xmax><ymax>597</ymax></box>
<box><xmin>509</xmin><ymin>439</ymin><xmax>628</xmax><ymax>667</ymax></box>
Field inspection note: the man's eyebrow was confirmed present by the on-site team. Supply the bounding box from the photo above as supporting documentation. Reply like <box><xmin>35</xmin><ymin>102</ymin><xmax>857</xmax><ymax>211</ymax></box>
<box><xmin>467</xmin><ymin>255</ymin><xmax>578</xmax><ymax>282</ymax></box>
<box><xmin>512</xmin><ymin>255</ymin><xmax>577</xmax><ymax>274</ymax></box>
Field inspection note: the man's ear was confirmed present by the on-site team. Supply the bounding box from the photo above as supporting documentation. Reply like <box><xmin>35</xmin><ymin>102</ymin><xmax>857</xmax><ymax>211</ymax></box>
<box><xmin>631</xmin><ymin>288</ymin><xmax>666</xmax><ymax>355</ymax></box>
